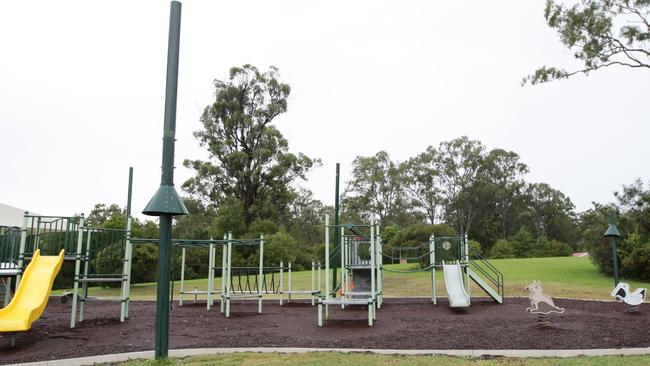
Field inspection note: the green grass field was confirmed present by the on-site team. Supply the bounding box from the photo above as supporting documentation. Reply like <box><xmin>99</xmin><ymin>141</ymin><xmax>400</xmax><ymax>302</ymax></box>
<box><xmin>116</xmin><ymin>352</ymin><xmax>650</xmax><ymax>366</ymax></box>
<box><xmin>68</xmin><ymin>256</ymin><xmax>650</xmax><ymax>301</ymax></box>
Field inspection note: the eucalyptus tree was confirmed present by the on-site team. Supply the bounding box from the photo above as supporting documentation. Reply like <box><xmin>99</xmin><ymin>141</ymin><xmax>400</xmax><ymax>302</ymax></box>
<box><xmin>524</xmin><ymin>0</ymin><xmax>650</xmax><ymax>84</ymax></box>
<box><xmin>435</xmin><ymin>136</ymin><xmax>486</xmax><ymax>237</ymax></box>
<box><xmin>343</xmin><ymin>150</ymin><xmax>407</xmax><ymax>226</ymax></box>
<box><xmin>482</xmin><ymin>149</ymin><xmax>529</xmax><ymax>239</ymax></box>
<box><xmin>182</xmin><ymin>65</ymin><xmax>319</xmax><ymax>224</ymax></box>
<box><xmin>403</xmin><ymin>146</ymin><xmax>443</xmax><ymax>225</ymax></box>
<box><xmin>523</xmin><ymin>182</ymin><xmax>576</xmax><ymax>242</ymax></box>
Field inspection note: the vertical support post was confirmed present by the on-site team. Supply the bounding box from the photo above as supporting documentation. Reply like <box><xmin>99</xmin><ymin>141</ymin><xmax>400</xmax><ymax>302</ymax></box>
<box><xmin>226</xmin><ymin>232</ymin><xmax>233</xmax><ymax>317</ymax></box>
<box><xmin>220</xmin><ymin>234</ymin><xmax>227</xmax><ymax>314</ymax></box>
<box><xmin>464</xmin><ymin>233</ymin><xmax>470</xmax><ymax>299</ymax></box>
<box><xmin>332</xmin><ymin>163</ymin><xmax>340</xmax><ymax>294</ymax></box>
<box><xmin>258</xmin><ymin>234</ymin><xmax>264</xmax><ymax>314</ymax></box>
<box><xmin>209</xmin><ymin>241</ymin><xmax>216</xmax><ymax>307</ymax></box>
<box><xmin>124</xmin><ymin>217</ymin><xmax>134</xmax><ymax>319</ymax></box>
<box><xmin>376</xmin><ymin>236</ymin><xmax>384</xmax><ymax>309</ymax></box>
<box><xmin>429</xmin><ymin>234</ymin><xmax>436</xmax><ymax>305</ymax></box>
<box><xmin>340</xmin><ymin>229</ymin><xmax>345</xmax><ymax>309</ymax></box>
<box><xmin>207</xmin><ymin>243</ymin><xmax>214</xmax><ymax>310</ymax></box>
<box><xmin>279</xmin><ymin>261</ymin><xmax>284</xmax><ymax>305</ymax></box>
<box><xmin>125</xmin><ymin>167</ymin><xmax>134</xmax><ymax>219</ymax></box>
<box><xmin>288</xmin><ymin>262</ymin><xmax>292</xmax><ymax>303</ymax></box>
<box><xmin>4</xmin><ymin>277</ymin><xmax>12</xmax><ymax>306</ymax></box>
<box><xmin>121</xmin><ymin>217</ymin><xmax>133</xmax><ymax>321</ymax></box>
<box><xmin>611</xmin><ymin>236</ymin><xmax>620</xmax><ymax>286</ymax></box>
<box><xmin>318</xmin><ymin>298</ymin><xmax>323</xmax><ymax>326</ymax></box>
<box><xmin>370</xmin><ymin>219</ymin><xmax>376</xmax><ymax>323</ymax></box>
<box><xmin>70</xmin><ymin>215</ymin><xmax>85</xmax><ymax>328</ymax></box>
<box><xmin>179</xmin><ymin>247</ymin><xmax>186</xmax><ymax>306</ymax></box>
<box><xmin>340</xmin><ymin>229</ymin><xmax>345</xmax><ymax>301</ymax></box>
<box><xmin>311</xmin><ymin>261</ymin><xmax>315</xmax><ymax>306</ymax></box>
<box><xmin>324</xmin><ymin>214</ymin><xmax>330</xmax><ymax>319</ymax></box>
<box><xmin>317</xmin><ymin>262</ymin><xmax>321</xmax><ymax>298</ymax></box>
<box><xmin>16</xmin><ymin>213</ymin><xmax>28</xmax><ymax>287</ymax></box>
<box><xmin>155</xmin><ymin>216</ymin><xmax>173</xmax><ymax>356</ymax></box>
<box><xmin>79</xmin><ymin>229</ymin><xmax>92</xmax><ymax>322</ymax></box>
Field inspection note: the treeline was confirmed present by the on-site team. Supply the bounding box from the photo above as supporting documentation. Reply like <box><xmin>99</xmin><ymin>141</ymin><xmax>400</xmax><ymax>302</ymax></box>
<box><xmin>81</xmin><ymin>64</ymin><xmax>648</xmax><ymax>285</ymax></box>
<box><xmin>340</xmin><ymin>137</ymin><xmax>576</xmax><ymax>258</ymax></box>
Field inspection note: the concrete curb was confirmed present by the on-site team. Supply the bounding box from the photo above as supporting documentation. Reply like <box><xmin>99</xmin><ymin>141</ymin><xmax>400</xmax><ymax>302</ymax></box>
<box><xmin>8</xmin><ymin>346</ymin><xmax>650</xmax><ymax>366</ymax></box>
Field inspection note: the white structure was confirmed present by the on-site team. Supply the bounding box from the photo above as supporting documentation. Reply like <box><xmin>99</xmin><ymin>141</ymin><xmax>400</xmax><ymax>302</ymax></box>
<box><xmin>612</xmin><ymin>282</ymin><xmax>647</xmax><ymax>306</ymax></box>
<box><xmin>0</xmin><ymin>203</ymin><xmax>34</xmax><ymax>227</ymax></box>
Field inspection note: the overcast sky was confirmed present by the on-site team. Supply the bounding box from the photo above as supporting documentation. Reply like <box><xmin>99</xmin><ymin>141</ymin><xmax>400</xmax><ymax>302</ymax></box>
<box><xmin>1</xmin><ymin>0</ymin><xmax>648</xmax><ymax>221</ymax></box>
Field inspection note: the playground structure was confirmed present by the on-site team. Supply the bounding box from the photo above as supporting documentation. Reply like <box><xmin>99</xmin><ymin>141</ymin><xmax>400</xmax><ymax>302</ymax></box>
<box><xmin>318</xmin><ymin>214</ymin><xmax>381</xmax><ymax>326</ymax></box>
<box><xmin>135</xmin><ymin>233</ymin><xmax>291</xmax><ymax>317</ymax></box>
<box><xmin>316</xmin><ymin>212</ymin><xmax>504</xmax><ymax>326</ymax></box>
<box><xmin>70</xmin><ymin>217</ymin><xmax>133</xmax><ymax>327</ymax></box>
<box><xmin>0</xmin><ymin>213</ymin><xmax>134</xmax><ymax>329</ymax></box>
<box><xmin>279</xmin><ymin>261</ymin><xmax>319</xmax><ymax>306</ymax></box>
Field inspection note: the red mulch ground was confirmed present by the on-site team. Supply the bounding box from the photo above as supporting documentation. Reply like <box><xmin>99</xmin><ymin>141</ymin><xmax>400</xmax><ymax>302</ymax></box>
<box><xmin>1</xmin><ymin>297</ymin><xmax>648</xmax><ymax>364</ymax></box>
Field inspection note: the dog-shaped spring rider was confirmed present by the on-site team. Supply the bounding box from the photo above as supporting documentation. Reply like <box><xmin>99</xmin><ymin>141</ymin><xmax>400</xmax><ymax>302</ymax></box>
<box><xmin>525</xmin><ymin>280</ymin><xmax>564</xmax><ymax>326</ymax></box>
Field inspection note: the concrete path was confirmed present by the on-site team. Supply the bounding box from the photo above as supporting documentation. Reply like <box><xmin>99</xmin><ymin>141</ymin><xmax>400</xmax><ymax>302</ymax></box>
<box><xmin>8</xmin><ymin>346</ymin><xmax>650</xmax><ymax>366</ymax></box>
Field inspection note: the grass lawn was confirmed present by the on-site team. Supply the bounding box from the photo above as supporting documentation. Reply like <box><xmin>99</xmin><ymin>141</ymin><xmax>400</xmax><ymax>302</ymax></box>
<box><xmin>115</xmin><ymin>353</ymin><xmax>650</xmax><ymax>366</ymax></box>
<box><xmin>63</xmin><ymin>256</ymin><xmax>650</xmax><ymax>301</ymax></box>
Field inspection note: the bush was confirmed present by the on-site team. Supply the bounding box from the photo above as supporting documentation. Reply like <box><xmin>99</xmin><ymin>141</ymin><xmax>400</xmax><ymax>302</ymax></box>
<box><xmin>264</xmin><ymin>231</ymin><xmax>298</xmax><ymax>267</ymax></box>
<box><xmin>245</xmin><ymin>220</ymin><xmax>280</xmax><ymax>239</ymax></box>
<box><xmin>621</xmin><ymin>242</ymin><xmax>650</xmax><ymax>281</ymax></box>
<box><xmin>490</xmin><ymin>239</ymin><xmax>515</xmax><ymax>259</ymax></box>
<box><xmin>468</xmin><ymin>239</ymin><xmax>483</xmax><ymax>257</ymax></box>
<box><xmin>508</xmin><ymin>228</ymin><xmax>535</xmax><ymax>258</ymax></box>
<box><xmin>389</xmin><ymin>223</ymin><xmax>456</xmax><ymax>247</ymax></box>
<box><xmin>526</xmin><ymin>236</ymin><xmax>573</xmax><ymax>258</ymax></box>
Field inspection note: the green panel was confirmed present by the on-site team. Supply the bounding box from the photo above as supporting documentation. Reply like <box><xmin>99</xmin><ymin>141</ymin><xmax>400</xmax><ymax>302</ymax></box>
<box><xmin>434</xmin><ymin>237</ymin><xmax>462</xmax><ymax>265</ymax></box>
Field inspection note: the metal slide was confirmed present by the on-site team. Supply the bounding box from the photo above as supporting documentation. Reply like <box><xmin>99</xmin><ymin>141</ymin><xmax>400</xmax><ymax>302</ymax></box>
<box><xmin>442</xmin><ymin>260</ymin><xmax>470</xmax><ymax>308</ymax></box>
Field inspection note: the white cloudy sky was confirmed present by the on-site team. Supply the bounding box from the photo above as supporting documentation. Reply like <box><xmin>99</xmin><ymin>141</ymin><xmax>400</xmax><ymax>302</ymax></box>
<box><xmin>1</xmin><ymin>0</ymin><xmax>648</xmax><ymax>220</ymax></box>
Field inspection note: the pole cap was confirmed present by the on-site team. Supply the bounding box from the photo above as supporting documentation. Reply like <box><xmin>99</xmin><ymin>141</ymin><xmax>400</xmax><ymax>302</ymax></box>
<box><xmin>603</xmin><ymin>211</ymin><xmax>621</xmax><ymax>238</ymax></box>
<box><xmin>142</xmin><ymin>185</ymin><xmax>189</xmax><ymax>216</ymax></box>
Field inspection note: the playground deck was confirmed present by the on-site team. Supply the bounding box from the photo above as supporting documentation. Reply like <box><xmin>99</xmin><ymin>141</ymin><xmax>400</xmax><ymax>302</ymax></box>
<box><xmin>1</xmin><ymin>297</ymin><xmax>649</xmax><ymax>364</ymax></box>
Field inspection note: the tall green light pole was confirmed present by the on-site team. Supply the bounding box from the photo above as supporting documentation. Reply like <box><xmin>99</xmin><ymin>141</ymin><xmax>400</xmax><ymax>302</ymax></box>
<box><xmin>143</xmin><ymin>1</ymin><xmax>188</xmax><ymax>359</ymax></box>
<box><xmin>604</xmin><ymin>211</ymin><xmax>622</xmax><ymax>287</ymax></box>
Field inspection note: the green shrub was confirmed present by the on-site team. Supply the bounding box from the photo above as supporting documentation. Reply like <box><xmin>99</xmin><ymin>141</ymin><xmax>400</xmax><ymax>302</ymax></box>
<box><xmin>508</xmin><ymin>228</ymin><xmax>535</xmax><ymax>258</ymax></box>
<box><xmin>264</xmin><ymin>231</ymin><xmax>298</xmax><ymax>267</ymax></box>
<box><xmin>621</xmin><ymin>242</ymin><xmax>650</xmax><ymax>281</ymax></box>
<box><xmin>245</xmin><ymin>220</ymin><xmax>280</xmax><ymax>239</ymax></box>
<box><xmin>468</xmin><ymin>239</ymin><xmax>483</xmax><ymax>257</ymax></box>
<box><xmin>490</xmin><ymin>239</ymin><xmax>515</xmax><ymax>259</ymax></box>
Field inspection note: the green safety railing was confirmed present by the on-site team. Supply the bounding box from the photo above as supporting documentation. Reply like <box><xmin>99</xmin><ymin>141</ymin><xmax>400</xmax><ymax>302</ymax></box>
<box><xmin>22</xmin><ymin>215</ymin><xmax>81</xmax><ymax>258</ymax></box>
<box><xmin>468</xmin><ymin>248</ymin><xmax>504</xmax><ymax>300</ymax></box>
<box><xmin>80</xmin><ymin>226</ymin><xmax>129</xmax><ymax>282</ymax></box>
<box><xmin>0</xmin><ymin>226</ymin><xmax>21</xmax><ymax>269</ymax></box>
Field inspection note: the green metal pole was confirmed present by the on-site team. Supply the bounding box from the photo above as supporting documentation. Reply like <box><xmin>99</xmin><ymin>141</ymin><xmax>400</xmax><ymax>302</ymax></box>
<box><xmin>604</xmin><ymin>211</ymin><xmax>621</xmax><ymax>287</ymax></box>
<box><xmin>611</xmin><ymin>236</ymin><xmax>620</xmax><ymax>286</ymax></box>
<box><xmin>333</xmin><ymin>163</ymin><xmax>340</xmax><ymax>294</ymax></box>
<box><xmin>126</xmin><ymin>167</ymin><xmax>133</xmax><ymax>222</ymax></box>
<box><xmin>142</xmin><ymin>1</ymin><xmax>188</xmax><ymax>359</ymax></box>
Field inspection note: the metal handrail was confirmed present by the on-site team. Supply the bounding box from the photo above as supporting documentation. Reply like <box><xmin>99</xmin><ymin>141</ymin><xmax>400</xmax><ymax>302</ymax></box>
<box><xmin>468</xmin><ymin>249</ymin><xmax>504</xmax><ymax>299</ymax></box>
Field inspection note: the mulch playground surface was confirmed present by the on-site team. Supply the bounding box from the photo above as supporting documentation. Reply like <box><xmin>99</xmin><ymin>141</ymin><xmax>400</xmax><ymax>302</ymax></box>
<box><xmin>1</xmin><ymin>297</ymin><xmax>649</xmax><ymax>364</ymax></box>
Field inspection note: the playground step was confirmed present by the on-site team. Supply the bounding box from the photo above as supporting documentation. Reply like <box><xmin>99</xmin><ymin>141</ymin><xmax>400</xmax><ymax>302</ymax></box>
<box><xmin>468</xmin><ymin>268</ymin><xmax>503</xmax><ymax>304</ymax></box>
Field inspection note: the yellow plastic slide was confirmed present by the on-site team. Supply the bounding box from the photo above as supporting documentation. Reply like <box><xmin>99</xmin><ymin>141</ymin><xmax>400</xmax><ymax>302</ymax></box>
<box><xmin>0</xmin><ymin>249</ymin><xmax>64</xmax><ymax>332</ymax></box>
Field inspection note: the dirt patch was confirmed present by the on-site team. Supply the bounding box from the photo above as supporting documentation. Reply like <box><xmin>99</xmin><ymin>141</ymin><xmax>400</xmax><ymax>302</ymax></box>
<box><xmin>1</xmin><ymin>297</ymin><xmax>648</xmax><ymax>364</ymax></box>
